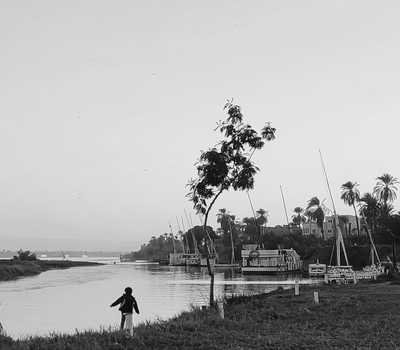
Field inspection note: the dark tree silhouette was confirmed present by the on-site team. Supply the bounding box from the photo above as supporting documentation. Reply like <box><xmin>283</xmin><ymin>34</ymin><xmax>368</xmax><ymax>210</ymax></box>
<box><xmin>216</xmin><ymin>208</ymin><xmax>236</xmax><ymax>264</ymax></box>
<box><xmin>256</xmin><ymin>208</ymin><xmax>268</xmax><ymax>227</ymax></box>
<box><xmin>340</xmin><ymin>181</ymin><xmax>361</xmax><ymax>237</ymax></box>
<box><xmin>187</xmin><ymin>101</ymin><xmax>276</xmax><ymax>305</ymax></box>
<box><xmin>373</xmin><ymin>173</ymin><xmax>399</xmax><ymax>206</ymax></box>
<box><xmin>358</xmin><ymin>192</ymin><xmax>380</xmax><ymax>236</ymax></box>
<box><xmin>306</xmin><ymin>197</ymin><xmax>325</xmax><ymax>239</ymax></box>
<box><xmin>292</xmin><ymin>207</ymin><xmax>306</xmax><ymax>229</ymax></box>
<box><xmin>381</xmin><ymin>214</ymin><xmax>400</xmax><ymax>271</ymax></box>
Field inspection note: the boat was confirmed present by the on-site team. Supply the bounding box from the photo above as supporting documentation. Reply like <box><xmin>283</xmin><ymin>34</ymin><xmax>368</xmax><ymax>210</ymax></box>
<box><xmin>157</xmin><ymin>258</ymin><xmax>170</xmax><ymax>265</ymax></box>
<box><xmin>241</xmin><ymin>247</ymin><xmax>302</xmax><ymax>274</ymax></box>
<box><xmin>119</xmin><ymin>254</ymin><xmax>135</xmax><ymax>262</ymax></box>
<box><xmin>169</xmin><ymin>252</ymin><xmax>216</xmax><ymax>267</ymax></box>
<box><xmin>214</xmin><ymin>263</ymin><xmax>240</xmax><ymax>268</ymax></box>
<box><xmin>325</xmin><ymin>265</ymin><xmax>356</xmax><ymax>284</ymax></box>
<box><xmin>39</xmin><ymin>254</ymin><xmax>47</xmax><ymax>259</ymax></box>
<box><xmin>169</xmin><ymin>253</ymin><xmax>187</xmax><ymax>266</ymax></box>
<box><xmin>354</xmin><ymin>215</ymin><xmax>386</xmax><ymax>280</ymax></box>
<box><xmin>308</xmin><ymin>260</ymin><xmax>327</xmax><ymax>277</ymax></box>
<box><xmin>319</xmin><ymin>151</ymin><xmax>356</xmax><ymax>284</ymax></box>
<box><xmin>200</xmin><ymin>256</ymin><xmax>216</xmax><ymax>267</ymax></box>
<box><xmin>355</xmin><ymin>264</ymin><xmax>385</xmax><ymax>280</ymax></box>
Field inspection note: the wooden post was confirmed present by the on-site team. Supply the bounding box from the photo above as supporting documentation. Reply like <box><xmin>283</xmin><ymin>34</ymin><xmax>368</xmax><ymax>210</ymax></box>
<box><xmin>280</xmin><ymin>185</ymin><xmax>291</xmax><ymax>229</ymax></box>
<box><xmin>217</xmin><ymin>301</ymin><xmax>224</xmax><ymax>319</ymax></box>
<box><xmin>313</xmin><ymin>291</ymin><xmax>319</xmax><ymax>304</ymax></box>
<box><xmin>294</xmin><ymin>280</ymin><xmax>300</xmax><ymax>296</ymax></box>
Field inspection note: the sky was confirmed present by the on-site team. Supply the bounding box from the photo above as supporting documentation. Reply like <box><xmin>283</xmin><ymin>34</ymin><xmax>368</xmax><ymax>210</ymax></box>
<box><xmin>1</xmin><ymin>0</ymin><xmax>400</xmax><ymax>252</ymax></box>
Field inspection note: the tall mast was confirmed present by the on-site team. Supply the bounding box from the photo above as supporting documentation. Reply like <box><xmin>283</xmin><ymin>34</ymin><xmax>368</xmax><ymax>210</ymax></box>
<box><xmin>184</xmin><ymin>209</ymin><xmax>199</xmax><ymax>255</ymax></box>
<box><xmin>246</xmin><ymin>191</ymin><xmax>262</xmax><ymax>247</ymax></box>
<box><xmin>280</xmin><ymin>185</ymin><xmax>290</xmax><ymax>227</ymax></box>
<box><xmin>169</xmin><ymin>223</ymin><xmax>176</xmax><ymax>254</ymax></box>
<box><xmin>181</xmin><ymin>216</ymin><xmax>191</xmax><ymax>253</ymax></box>
<box><xmin>319</xmin><ymin>150</ymin><xmax>349</xmax><ymax>266</ymax></box>
<box><xmin>176</xmin><ymin>216</ymin><xmax>188</xmax><ymax>253</ymax></box>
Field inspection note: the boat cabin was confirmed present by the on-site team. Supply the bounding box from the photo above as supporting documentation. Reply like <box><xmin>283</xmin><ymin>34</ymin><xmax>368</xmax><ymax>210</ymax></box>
<box><xmin>241</xmin><ymin>248</ymin><xmax>302</xmax><ymax>274</ymax></box>
<box><xmin>308</xmin><ymin>262</ymin><xmax>327</xmax><ymax>277</ymax></box>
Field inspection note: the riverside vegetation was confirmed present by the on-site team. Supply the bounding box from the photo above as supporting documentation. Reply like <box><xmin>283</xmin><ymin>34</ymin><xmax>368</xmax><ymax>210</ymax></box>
<box><xmin>0</xmin><ymin>250</ymin><xmax>100</xmax><ymax>281</ymax></box>
<box><xmin>1</xmin><ymin>281</ymin><xmax>400</xmax><ymax>349</ymax></box>
<box><xmin>125</xmin><ymin>172</ymin><xmax>400</xmax><ymax>270</ymax></box>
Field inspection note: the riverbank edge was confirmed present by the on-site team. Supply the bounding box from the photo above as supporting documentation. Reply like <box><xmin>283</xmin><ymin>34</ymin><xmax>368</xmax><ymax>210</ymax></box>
<box><xmin>2</xmin><ymin>279</ymin><xmax>400</xmax><ymax>349</ymax></box>
<box><xmin>0</xmin><ymin>259</ymin><xmax>102</xmax><ymax>282</ymax></box>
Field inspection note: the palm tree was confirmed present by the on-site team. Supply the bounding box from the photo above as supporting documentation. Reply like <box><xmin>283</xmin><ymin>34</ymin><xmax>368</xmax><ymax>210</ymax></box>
<box><xmin>358</xmin><ymin>193</ymin><xmax>380</xmax><ymax>236</ymax></box>
<box><xmin>256</xmin><ymin>208</ymin><xmax>268</xmax><ymax>227</ymax></box>
<box><xmin>292</xmin><ymin>207</ymin><xmax>306</xmax><ymax>229</ymax></box>
<box><xmin>340</xmin><ymin>181</ymin><xmax>361</xmax><ymax>237</ymax></box>
<box><xmin>373</xmin><ymin>173</ymin><xmax>399</xmax><ymax>205</ymax></box>
<box><xmin>216</xmin><ymin>208</ymin><xmax>235</xmax><ymax>264</ymax></box>
<box><xmin>169</xmin><ymin>233</ymin><xmax>176</xmax><ymax>253</ymax></box>
<box><xmin>381</xmin><ymin>214</ymin><xmax>400</xmax><ymax>271</ymax></box>
<box><xmin>338</xmin><ymin>215</ymin><xmax>349</xmax><ymax>238</ymax></box>
<box><xmin>306</xmin><ymin>197</ymin><xmax>325</xmax><ymax>239</ymax></box>
<box><xmin>242</xmin><ymin>217</ymin><xmax>258</xmax><ymax>243</ymax></box>
<box><xmin>216</xmin><ymin>208</ymin><xmax>229</xmax><ymax>236</ymax></box>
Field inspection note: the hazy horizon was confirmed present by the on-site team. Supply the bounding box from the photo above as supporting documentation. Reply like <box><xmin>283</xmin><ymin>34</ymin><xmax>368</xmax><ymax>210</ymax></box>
<box><xmin>1</xmin><ymin>0</ymin><xmax>399</xmax><ymax>251</ymax></box>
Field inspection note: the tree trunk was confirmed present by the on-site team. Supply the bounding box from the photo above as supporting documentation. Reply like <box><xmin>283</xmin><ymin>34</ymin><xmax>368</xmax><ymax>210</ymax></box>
<box><xmin>203</xmin><ymin>188</ymin><xmax>224</xmax><ymax>306</ymax></box>
<box><xmin>202</xmin><ymin>236</ymin><xmax>214</xmax><ymax>307</ymax></box>
<box><xmin>229</xmin><ymin>220</ymin><xmax>235</xmax><ymax>265</ymax></box>
<box><xmin>353</xmin><ymin>203</ymin><xmax>361</xmax><ymax>238</ymax></box>
<box><xmin>209</xmin><ymin>273</ymin><xmax>214</xmax><ymax>305</ymax></box>
<box><xmin>392</xmin><ymin>238</ymin><xmax>398</xmax><ymax>272</ymax></box>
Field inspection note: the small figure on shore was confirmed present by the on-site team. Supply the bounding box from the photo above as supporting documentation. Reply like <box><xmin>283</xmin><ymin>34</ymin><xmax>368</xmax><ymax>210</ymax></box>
<box><xmin>110</xmin><ymin>287</ymin><xmax>140</xmax><ymax>335</ymax></box>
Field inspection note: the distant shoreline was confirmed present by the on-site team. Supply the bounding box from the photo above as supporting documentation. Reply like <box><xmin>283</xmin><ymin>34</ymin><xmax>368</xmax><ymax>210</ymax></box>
<box><xmin>0</xmin><ymin>259</ymin><xmax>102</xmax><ymax>282</ymax></box>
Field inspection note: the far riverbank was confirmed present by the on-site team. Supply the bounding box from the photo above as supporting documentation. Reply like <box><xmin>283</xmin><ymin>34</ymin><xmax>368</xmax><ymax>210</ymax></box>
<box><xmin>0</xmin><ymin>259</ymin><xmax>101</xmax><ymax>281</ymax></box>
<box><xmin>1</xmin><ymin>280</ymin><xmax>400</xmax><ymax>349</ymax></box>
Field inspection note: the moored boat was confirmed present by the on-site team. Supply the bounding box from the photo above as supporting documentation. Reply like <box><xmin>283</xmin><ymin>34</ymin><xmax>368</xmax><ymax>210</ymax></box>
<box><xmin>169</xmin><ymin>253</ymin><xmax>216</xmax><ymax>267</ymax></box>
<box><xmin>324</xmin><ymin>265</ymin><xmax>356</xmax><ymax>284</ymax></box>
<box><xmin>308</xmin><ymin>260</ymin><xmax>327</xmax><ymax>277</ymax></box>
<box><xmin>241</xmin><ymin>248</ymin><xmax>302</xmax><ymax>274</ymax></box>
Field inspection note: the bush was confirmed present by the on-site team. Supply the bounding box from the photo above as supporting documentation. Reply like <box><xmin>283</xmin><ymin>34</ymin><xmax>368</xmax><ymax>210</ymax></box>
<box><xmin>13</xmin><ymin>250</ymin><xmax>37</xmax><ymax>261</ymax></box>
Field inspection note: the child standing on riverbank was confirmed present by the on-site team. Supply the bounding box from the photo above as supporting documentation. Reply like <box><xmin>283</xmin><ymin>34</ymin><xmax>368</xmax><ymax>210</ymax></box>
<box><xmin>110</xmin><ymin>287</ymin><xmax>140</xmax><ymax>335</ymax></box>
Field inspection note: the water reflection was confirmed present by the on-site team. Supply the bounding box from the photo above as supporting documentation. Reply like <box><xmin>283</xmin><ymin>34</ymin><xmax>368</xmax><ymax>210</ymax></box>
<box><xmin>0</xmin><ymin>261</ymin><xmax>318</xmax><ymax>339</ymax></box>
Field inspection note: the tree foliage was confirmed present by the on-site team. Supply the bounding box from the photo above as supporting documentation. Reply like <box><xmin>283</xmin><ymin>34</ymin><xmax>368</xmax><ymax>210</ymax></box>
<box><xmin>13</xmin><ymin>250</ymin><xmax>37</xmax><ymax>261</ymax></box>
<box><xmin>359</xmin><ymin>193</ymin><xmax>380</xmax><ymax>229</ymax></box>
<box><xmin>256</xmin><ymin>208</ymin><xmax>268</xmax><ymax>226</ymax></box>
<box><xmin>187</xmin><ymin>101</ymin><xmax>276</xmax><ymax>216</ymax></box>
<box><xmin>340</xmin><ymin>181</ymin><xmax>360</xmax><ymax>206</ymax></box>
<box><xmin>340</xmin><ymin>181</ymin><xmax>361</xmax><ymax>236</ymax></box>
<box><xmin>305</xmin><ymin>197</ymin><xmax>325</xmax><ymax>235</ymax></box>
<box><xmin>373</xmin><ymin>173</ymin><xmax>399</xmax><ymax>205</ymax></box>
<box><xmin>292</xmin><ymin>207</ymin><xmax>306</xmax><ymax>228</ymax></box>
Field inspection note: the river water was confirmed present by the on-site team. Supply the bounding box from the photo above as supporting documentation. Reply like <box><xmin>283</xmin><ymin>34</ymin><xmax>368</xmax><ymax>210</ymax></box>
<box><xmin>0</xmin><ymin>259</ymin><xmax>318</xmax><ymax>339</ymax></box>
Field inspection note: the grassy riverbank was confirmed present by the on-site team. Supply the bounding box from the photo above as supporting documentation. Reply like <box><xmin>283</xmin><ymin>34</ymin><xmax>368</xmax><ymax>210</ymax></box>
<box><xmin>0</xmin><ymin>259</ymin><xmax>101</xmax><ymax>281</ymax></box>
<box><xmin>2</xmin><ymin>281</ymin><xmax>400</xmax><ymax>349</ymax></box>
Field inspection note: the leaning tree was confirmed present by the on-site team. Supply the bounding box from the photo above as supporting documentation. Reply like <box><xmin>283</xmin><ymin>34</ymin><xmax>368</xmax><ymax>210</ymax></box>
<box><xmin>187</xmin><ymin>101</ymin><xmax>276</xmax><ymax>305</ymax></box>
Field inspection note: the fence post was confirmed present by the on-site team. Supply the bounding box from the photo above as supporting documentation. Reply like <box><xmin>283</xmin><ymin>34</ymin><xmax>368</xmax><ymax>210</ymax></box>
<box><xmin>294</xmin><ymin>280</ymin><xmax>300</xmax><ymax>296</ymax></box>
<box><xmin>217</xmin><ymin>301</ymin><xmax>224</xmax><ymax>319</ymax></box>
<box><xmin>313</xmin><ymin>291</ymin><xmax>319</xmax><ymax>304</ymax></box>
